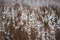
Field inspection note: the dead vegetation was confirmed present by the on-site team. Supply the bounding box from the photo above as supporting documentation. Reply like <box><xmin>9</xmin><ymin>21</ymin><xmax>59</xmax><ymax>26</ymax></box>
<box><xmin>0</xmin><ymin>1</ymin><xmax>60</xmax><ymax>40</ymax></box>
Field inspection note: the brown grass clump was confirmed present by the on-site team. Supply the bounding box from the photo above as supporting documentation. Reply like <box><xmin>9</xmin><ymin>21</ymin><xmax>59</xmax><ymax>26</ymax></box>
<box><xmin>0</xmin><ymin>1</ymin><xmax>60</xmax><ymax>40</ymax></box>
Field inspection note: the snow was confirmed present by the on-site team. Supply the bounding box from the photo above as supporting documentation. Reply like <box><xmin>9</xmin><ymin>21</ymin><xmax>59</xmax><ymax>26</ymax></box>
<box><xmin>57</xmin><ymin>19</ymin><xmax>60</xmax><ymax>26</ymax></box>
<box><xmin>21</xmin><ymin>11</ymin><xmax>28</xmax><ymax>21</ymax></box>
<box><xmin>0</xmin><ymin>0</ymin><xmax>60</xmax><ymax>40</ymax></box>
<box><xmin>45</xmin><ymin>10</ymin><xmax>48</xmax><ymax>14</ymax></box>
<box><xmin>15</xmin><ymin>26</ymin><xmax>19</xmax><ymax>29</ymax></box>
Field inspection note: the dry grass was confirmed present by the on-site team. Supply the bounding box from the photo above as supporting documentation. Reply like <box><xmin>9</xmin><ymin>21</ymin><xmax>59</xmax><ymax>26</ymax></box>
<box><xmin>0</xmin><ymin>1</ymin><xmax>60</xmax><ymax>40</ymax></box>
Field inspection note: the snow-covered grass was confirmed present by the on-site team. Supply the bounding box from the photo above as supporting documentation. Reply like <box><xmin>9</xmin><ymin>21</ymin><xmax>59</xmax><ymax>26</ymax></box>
<box><xmin>0</xmin><ymin>0</ymin><xmax>60</xmax><ymax>40</ymax></box>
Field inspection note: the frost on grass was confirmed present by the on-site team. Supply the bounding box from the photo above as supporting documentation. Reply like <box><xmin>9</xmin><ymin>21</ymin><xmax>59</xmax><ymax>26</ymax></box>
<box><xmin>0</xmin><ymin>0</ymin><xmax>60</xmax><ymax>40</ymax></box>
